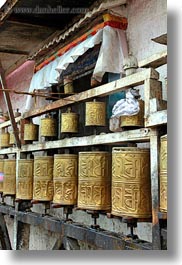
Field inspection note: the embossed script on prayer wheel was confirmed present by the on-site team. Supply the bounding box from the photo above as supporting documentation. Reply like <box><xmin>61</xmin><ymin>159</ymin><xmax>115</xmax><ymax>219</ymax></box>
<box><xmin>78</xmin><ymin>152</ymin><xmax>111</xmax><ymax>211</ymax></box>
<box><xmin>3</xmin><ymin>159</ymin><xmax>16</xmax><ymax>196</ymax></box>
<box><xmin>0</xmin><ymin>132</ymin><xmax>10</xmax><ymax>148</ymax></box>
<box><xmin>53</xmin><ymin>154</ymin><xmax>78</xmax><ymax>205</ymax></box>
<box><xmin>33</xmin><ymin>156</ymin><xmax>53</xmax><ymax>201</ymax></box>
<box><xmin>160</xmin><ymin>135</ymin><xmax>167</xmax><ymax>212</ymax></box>
<box><xmin>120</xmin><ymin>100</ymin><xmax>144</xmax><ymax>128</ymax></box>
<box><xmin>112</xmin><ymin>147</ymin><xmax>151</xmax><ymax>218</ymax></box>
<box><xmin>24</xmin><ymin>123</ymin><xmax>39</xmax><ymax>141</ymax></box>
<box><xmin>0</xmin><ymin>160</ymin><xmax>4</xmax><ymax>193</ymax></box>
<box><xmin>17</xmin><ymin>159</ymin><xmax>34</xmax><ymax>200</ymax></box>
<box><xmin>85</xmin><ymin>101</ymin><xmax>106</xmax><ymax>126</ymax></box>
<box><xmin>40</xmin><ymin>117</ymin><xmax>57</xmax><ymax>137</ymax></box>
<box><xmin>61</xmin><ymin>112</ymin><xmax>78</xmax><ymax>133</ymax></box>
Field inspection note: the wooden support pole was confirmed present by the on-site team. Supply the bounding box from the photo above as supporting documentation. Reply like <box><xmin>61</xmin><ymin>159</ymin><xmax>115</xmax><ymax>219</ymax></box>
<box><xmin>150</xmin><ymin>129</ymin><xmax>161</xmax><ymax>249</ymax></box>
<box><xmin>0</xmin><ymin>60</ymin><xmax>21</xmax><ymax>148</ymax></box>
<box><xmin>0</xmin><ymin>213</ymin><xmax>12</xmax><ymax>250</ymax></box>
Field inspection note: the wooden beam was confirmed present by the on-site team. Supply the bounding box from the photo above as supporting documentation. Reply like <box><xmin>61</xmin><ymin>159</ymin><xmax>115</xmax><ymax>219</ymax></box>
<box><xmin>0</xmin><ymin>48</ymin><xmax>29</xmax><ymax>55</ymax></box>
<box><xmin>0</xmin><ymin>60</ymin><xmax>21</xmax><ymax>148</ymax></box>
<box><xmin>145</xmin><ymin>110</ymin><xmax>167</xmax><ymax>127</ymax></box>
<box><xmin>24</xmin><ymin>68</ymin><xmax>159</xmax><ymax>119</ymax></box>
<box><xmin>138</xmin><ymin>50</ymin><xmax>167</xmax><ymax>69</ymax></box>
<box><xmin>0</xmin><ymin>0</ymin><xmax>20</xmax><ymax>24</ymax></box>
<box><xmin>0</xmin><ymin>213</ymin><xmax>12</xmax><ymax>250</ymax></box>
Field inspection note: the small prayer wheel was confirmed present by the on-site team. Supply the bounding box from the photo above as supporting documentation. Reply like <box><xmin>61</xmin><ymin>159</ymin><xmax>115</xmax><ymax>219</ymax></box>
<box><xmin>160</xmin><ymin>135</ymin><xmax>167</xmax><ymax>212</ymax></box>
<box><xmin>0</xmin><ymin>132</ymin><xmax>10</xmax><ymax>148</ymax></box>
<box><xmin>33</xmin><ymin>156</ymin><xmax>54</xmax><ymax>201</ymax></box>
<box><xmin>61</xmin><ymin>108</ymin><xmax>78</xmax><ymax>133</ymax></box>
<box><xmin>85</xmin><ymin>101</ymin><xmax>106</xmax><ymax>126</ymax></box>
<box><xmin>16</xmin><ymin>159</ymin><xmax>34</xmax><ymax>200</ymax></box>
<box><xmin>0</xmin><ymin>160</ymin><xmax>4</xmax><ymax>193</ymax></box>
<box><xmin>53</xmin><ymin>154</ymin><xmax>78</xmax><ymax>205</ymax></box>
<box><xmin>78</xmin><ymin>151</ymin><xmax>111</xmax><ymax>211</ymax></box>
<box><xmin>40</xmin><ymin>116</ymin><xmax>57</xmax><ymax>137</ymax></box>
<box><xmin>24</xmin><ymin>123</ymin><xmax>39</xmax><ymax>141</ymax></box>
<box><xmin>9</xmin><ymin>132</ymin><xmax>15</xmax><ymax>145</ymax></box>
<box><xmin>3</xmin><ymin>159</ymin><xmax>16</xmax><ymax>196</ymax></box>
<box><xmin>120</xmin><ymin>100</ymin><xmax>144</xmax><ymax>128</ymax></box>
<box><xmin>64</xmin><ymin>77</ymin><xmax>74</xmax><ymax>94</ymax></box>
<box><xmin>112</xmin><ymin>147</ymin><xmax>151</xmax><ymax>218</ymax></box>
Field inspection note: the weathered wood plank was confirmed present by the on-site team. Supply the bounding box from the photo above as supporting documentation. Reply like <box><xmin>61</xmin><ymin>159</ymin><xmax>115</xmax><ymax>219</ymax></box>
<box><xmin>0</xmin><ymin>116</ymin><xmax>21</xmax><ymax>129</ymax></box>
<box><xmin>24</xmin><ymin>68</ymin><xmax>159</xmax><ymax>119</ymax></box>
<box><xmin>139</xmin><ymin>50</ymin><xmax>167</xmax><ymax>69</ymax></box>
<box><xmin>145</xmin><ymin>110</ymin><xmax>167</xmax><ymax>127</ymax></box>
<box><xmin>0</xmin><ymin>48</ymin><xmax>29</xmax><ymax>55</ymax></box>
<box><xmin>149</xmin><ymin>98</ymin><xmax>167</xmax><ymax>113</ymax></box>
<box><xmin>150</xmin><ymin>131</ymin><xmax>161</xmax><ymax>250</ymax></box>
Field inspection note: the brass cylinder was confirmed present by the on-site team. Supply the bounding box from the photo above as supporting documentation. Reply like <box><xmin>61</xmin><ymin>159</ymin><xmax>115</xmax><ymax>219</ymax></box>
<box><xmin>120</xmin><ymin>100</ymin><xmax>144</xmax><ymax>128</ymax></box>
<box><xmin>3</xmin><ymin>159</ymin><xmax>16</xmax><ymax>196</ymax></box>
<box><xmin>0</xmin><ymin>132</ymin><xmax>10</xmax><ymax>148</ymax></box>
<box><xmin>33</xmin><ymin>156</ymin><xmax>54</xmax><ymax>201</ymax></box>
<box><xmin>24</xmin><ymin>123</ymin><xmax>39</xmax><ymax>141</ymax></box>
<box><xmin>85</xmin><ymin>101</ymin><xmax>106</xmax><ymax>126</ymax></box>
<box><xmin>160</xmin><ymin>135</ymin><xmax>167</xmax><ymax>212</ymax></box>
<box><xmin>40</xmin><ymin>117</ymin><xmax>57</xmax><ymax>137</ymax></box>
<box><xmin>61</xmin><ymin>112</ymin><xmax>78</xmax><ymax>133</ymax></box>
<box><xmin>78</xmin><ymin>151</ymin><xmax>111</xmax><ymax>211</ymax></box>
<box><xmin>9</xmin><ymin>132</ymin><xmax>15</xmax><ymax>145</ymax></box>
<box><xmin>53</xmin><ymin>154</ymin><xmax>78</xmax><ymax>205</ymax></box>
<box><xmin>64</xmin><ymin>78</ymin><xmax>74</xmax><ymax>94</ymax></box>
<box><xmin>112</xmin><ymin>147</ymin><xmax>151</xmax><ymax>218</ymax></box>
<box><xmin>17</xmin><ymin>159</ymin><xmax>34</xmax><ymax>200</ymax></box>
<box><xmin>0</xmin><ymin>160</ymin><xmax>4</xmax><ymax>193</ymax></box>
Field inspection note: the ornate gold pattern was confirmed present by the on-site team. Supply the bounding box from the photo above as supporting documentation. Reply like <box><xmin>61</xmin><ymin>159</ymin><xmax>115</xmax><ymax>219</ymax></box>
<box><xmin>0</xmin><ymin>160</ymin><xmax>4</xmax><ymax>193</ymax></box>
<box><xmin>16</xmin><ymin>159</ymin><xmax>34</xmax><ymax>200</ymax></box>
<box><xmin>40</xmin><ymin>117</ymin><xmax>57</xmax><ymax>137</ymax></box>
<box><xmin>85</xmin><ymin>102</ymin><xmax>106</xmax><ymax>126</ymax></box>
<box><xmin>160</xmin><ymin>135</ymin><xmax>167</xmax><ymax>212</ymax></box>
<box><xmin>112</xmin><ymin>148</ymin><xmax>151</xmax><ymax>218</ymax></box>
<box><xmin>3</xmin><ymin>160</ymin><xmax>16</xmax><ymax>196</ymax></box>
<box><xmin>33</xmin><ymin>156</ymin><xmax>54</xmax><ymax>201</ymax></box>
<box><xmin>24</xmin><ymin>123</ymin><xmax>39</xmax><ymax>141</ymax></box>
<box><xmin>0</xmin><ymin>132</ymin><xmax>10</xmax><ymax>148</ymax></box>
<box><xmin>61</xmin><ymin>113</ymin><xmax>78</xmax><ymax>133</ymax></box>
<box><xmin>120</xmin><ymin>100</ymin><xmax>144</xmax><ymax>127</ymax></box>
<box><xmin>53</xmin><ymin>154</ymin><xmax>78</xmax><ymax>205</ymax></box>
<box><xmin>78</xmin><ymin>152</ymin><xmax>111</xmax><ymax>210</ymax></box>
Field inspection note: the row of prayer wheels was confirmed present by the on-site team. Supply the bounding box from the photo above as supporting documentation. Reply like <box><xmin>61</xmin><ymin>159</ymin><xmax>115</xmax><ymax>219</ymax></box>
<box><xmin>0</xmin><ymin>135</ymin><xmax>167</xmax><ymax>216</ymax></box>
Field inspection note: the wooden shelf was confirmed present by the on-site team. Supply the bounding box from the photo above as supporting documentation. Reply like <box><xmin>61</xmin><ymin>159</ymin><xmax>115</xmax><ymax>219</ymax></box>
<box><xmin>0</xmin><ymin>116</ymin><xmax>21</xmax><ymax>129</ymax></box>
<box><xmin>23</xmin><ymin>68</ymin><xmax>159</xmax><ymax>119</ymax></box>
<box><xmin>145</xmin><ymin>110</ymin><xmax>167</xmax><ymax>127</ymax></box>
<box><xmin>138</xmin><ymin>50</ymin><xmax>167</xmax><ymax>69</ymax></box>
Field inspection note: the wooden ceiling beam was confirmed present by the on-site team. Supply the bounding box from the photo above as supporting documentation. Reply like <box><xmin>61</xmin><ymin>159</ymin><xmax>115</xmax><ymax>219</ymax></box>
<box><xmin>0</xmin><ymin>48</ymin><xmax>29</xmax><ymax>55</ymax></box>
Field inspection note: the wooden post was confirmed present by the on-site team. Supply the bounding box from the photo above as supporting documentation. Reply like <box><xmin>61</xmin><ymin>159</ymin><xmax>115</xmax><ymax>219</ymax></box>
<box><xmin>0</xmin><ymin>60</ymin><xmax>21</xmax><ymax>148</ymax></box>
<box><xmin>0</xmin><ymin>213</ymin><xmax>12</xmax><ymax>250</ymax></box>
<box><xmin>150</xmin><ymin>129</ymin><xmax>161</xmax><ymax>249</ymax></box>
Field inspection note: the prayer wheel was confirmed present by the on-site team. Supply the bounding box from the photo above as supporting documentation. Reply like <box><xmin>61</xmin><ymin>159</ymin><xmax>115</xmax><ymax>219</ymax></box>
<box><xmin>112</xmin><ymin>147</ymin><xmax>151</xmax><ymax>218</ymax></box>
<box><xmin>0</xmin><ymin>160</ymin><xmax>4</xmax><ymax>193</ymax></box>
<box><xmin>85</xmin><ymin>101</ymin><xmax>106</xmax><ymax>126</ymax></box>
<box><xmin>78</xmin><ymin>151</ymin><xmax>111</xmax><ymax>211</ymax></box>
<box><xmin>120</xmin><ymin>100</ymin><xmax>144</xmax><ymax>128</ymax></box>
<box><xmin>160</xmin><ymin>135</ymin><xmax>167</xmax><ymax>212</ymax></box>
<box><xmin>64</xmin><ymin>77</ymin><xmax>74</xmax><ymax>94</ymax></box>
<box><xmin>0</xmin><ymin>132</ymin><xmax>10</xmax><ymax>148</ymax></box>
<box><xmin>33</xmin><ymin>156</ymin><xmax>54</xmax><ymax>201</ymax></box>
<box><xmin>24</xmin><ymin>123</ymin><xmax>39</xmax><ymax>141</ymax></box>
<box><xmin>61</xmin><ymin>109</ymin><xmax>78</xmax><ymax>133</ymax></box>
<box><xmin>53</xmin><ymin>154</ymin><xmax>78</xmax><ymax>205</ymax></box>
<box><xmin>3</xmin><ymin>159</ymin><xmax>16</xmax><ymax>196</ymax></box>
<box><xmin>16</xmin><ymin>159</ymin><xmax>34</xmax><ymax>200</ymax></box>
<box><xmin>9</xmin><ymin>132</ymin><xmax>15</xmax><ymax>145</ymax></box>
<box><xmin>40</xmin><ymin>116</ymin><xmax>57</xmax><ymax>137</ymax></box>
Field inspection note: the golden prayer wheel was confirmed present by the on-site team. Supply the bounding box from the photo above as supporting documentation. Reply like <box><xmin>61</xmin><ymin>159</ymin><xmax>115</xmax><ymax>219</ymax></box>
<box><xmin>53</xmin><ymin>154</ymin><xmax>78</xmax><ymax>205</ymax></box>
<box><xmin>0</xmin><ymin>160</ymin><xmax>4</xmax><ymax>193</ymax></box>
<box><xmin>160</xmin><ymin>135</ymin><xmax>167</xmax><ymax>212</ymax></box>
<box><xmin>24</xmin><ymin>123</ymin><xmax>39</xmax><ymax>141</ymax></box>
<box><xmin>9</xmin><ymin>132</ymin><xmax>15</xmax><ymax>145</ymax></box>
<box><xmin>40</xmin><ymin>116</ymin><xmax>57</xmax><ymax>137</ymax></box>
<box><xmin>0</xmin><ymin>132</ymin><xmax>10</xmax><ymax>148</ymax></box>
<box><xmin>33</xmin><ymin>156</ymin><xmax>54</xmax><ymax>201</ymax></box>
<box><xmin>78</xmin><ymin>151</ymin><xmax>111</xmax><ymax>211</ymax></box>
<box><xmin>85</xmin><ymin>101</ymin><xmax>106</xmax><ymax>126</ymax></box>
<box><xmin>3</xmin><ymin>159</ymin><xmax>16</xmax><ymax>196</ymax></box>
<box><xmin>16</xmin><ymin>159</ymin><xmax>34</xmax><ymax>200</ymax></box>
<box><xmin>61</xmin><ymin>109</ymin><xmax>78</xmax><ymax>133</ymax></box>
<box><xmin>112</xmin><ymin>147</ymin><xmax>151</xmax><ymax>218</ymax></box>
<box><xmin>120</xmin><ymin>100</ymin><xmax>144</xmax><ymax>128</ymax></box>
<box><xmin>64</xmin><ymin>77</ymin><xmax>74</xmax><ymax>94</ymax></box>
